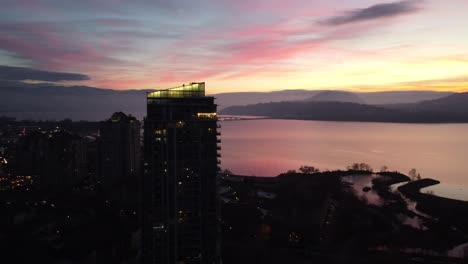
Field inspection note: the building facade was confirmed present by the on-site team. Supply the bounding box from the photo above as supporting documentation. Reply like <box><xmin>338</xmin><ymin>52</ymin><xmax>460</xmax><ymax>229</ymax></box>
<box><xmin>97</xmin><ymin>112</ymin><xmax>141</xmax><ymax>201</ymax></box>
<box><xmin>16</xmin><ymin>130</ymin><xmax>86</xmax><ymax>190</ymax></box>
<box><xmin>143</xmin><ymin>82</ymin><xmax>221</xmax><ymax>264</ymax></box>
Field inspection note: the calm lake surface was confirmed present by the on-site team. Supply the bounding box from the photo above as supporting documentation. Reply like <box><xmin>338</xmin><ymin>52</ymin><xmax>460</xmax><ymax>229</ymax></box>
<box><xmin>219</xmin><ymin>119</ymin><xmax>468</xmax><ymax>201</ymax></box>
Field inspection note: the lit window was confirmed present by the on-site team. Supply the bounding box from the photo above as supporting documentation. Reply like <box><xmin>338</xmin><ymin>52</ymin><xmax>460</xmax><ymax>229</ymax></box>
<box><xmin>197</xmin><ymin>113</ymin><xmax>217</xmax><ymax>119</ymax></box>
<box><xmin>176</xmin><ymin>121</ymin><xmax>185</xmax><ymax>128</ymax></box>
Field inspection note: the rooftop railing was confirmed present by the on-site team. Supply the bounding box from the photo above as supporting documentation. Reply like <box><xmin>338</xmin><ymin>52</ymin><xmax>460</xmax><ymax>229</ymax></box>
<box><xmin>147</xmin><ymin>82</ymin><xmax>205</xmax><ymax>98</ymax></box>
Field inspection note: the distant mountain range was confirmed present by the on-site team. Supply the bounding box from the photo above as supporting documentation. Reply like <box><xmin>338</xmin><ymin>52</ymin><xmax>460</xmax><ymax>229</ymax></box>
<box><xmin>0</xmin><ymin>81</ymin><xmax>149</xmax><ymax>121</ymax></box>
<box><xmin>214</xmin><ymin>90</ymin><xmax>453</xmax><ymax>109</ymax></box>
<box><xmin>0</xmin><ymin>80</ymin><xmax>460</xmax><ymax>121</ymax></box>
<box><xmin>386</xmin><ymin>93</ymin><xmax>468</xmax><ymax>115</ymax></box>
<box><xmin>220</xmin><ymin>93</ymin><xmax>468</xmax><ymax>123</ymax></box>
<box><xmin>304</xmin><ymin>91</ymin><xmax>365</xmax><ymax>104</ymax></box>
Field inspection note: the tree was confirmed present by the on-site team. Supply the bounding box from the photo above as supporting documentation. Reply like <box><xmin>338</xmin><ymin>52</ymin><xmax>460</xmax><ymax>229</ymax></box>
<box><xmin>347</xmin><ymin>163</ymin><xmax>360</xmax><ymax>171</ymax></box>
<box><xmin>221</xmin><ymin>169</ymin><xmax>232</xmax><ymax>176</ymax></box>
<box><xmin>380</xmin><ymin>165</ymin><xmax>388</xmax><ymax>173</ymax></box>
<box><xmin>359</xmin><ymin>163</ymin><xmax>373</xmax><ymax>172</ymax></box>
<box><xmin>299</xmin><ymin>165</ymin><xmax>320</xmax><ymax>174</ymax></box>
<box><xmin>347</xmin><ymin>163</ymin><xmax>373</xmax><ymax>172</ymax></box>
<box><xmin>408</xmin><ymin>168</ymin><xmax>421</xmax><ymax>181</ymax></box>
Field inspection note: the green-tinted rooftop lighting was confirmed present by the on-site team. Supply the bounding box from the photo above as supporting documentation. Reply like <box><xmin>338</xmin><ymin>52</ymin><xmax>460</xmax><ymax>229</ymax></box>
<box><xmin>147</xmin><ymin>82</ymin><xmax>205</xmax><ymax>98</ymax></box>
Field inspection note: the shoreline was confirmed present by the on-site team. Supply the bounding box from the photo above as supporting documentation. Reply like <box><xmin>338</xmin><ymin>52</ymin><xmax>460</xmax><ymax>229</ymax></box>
<box><xmin>219</xmin><ymin>170</ymin><xmax>468</xmax><ymax>260</ymax></box>
<box><xmin>398</xmin><ymin>179</ymin><xmax>468</xmax><ymax>234</ymax></box>
<box><xmin>219</xmin><ymin>116</ymin><xmax>468</xmax><ymax>124</ymax></box>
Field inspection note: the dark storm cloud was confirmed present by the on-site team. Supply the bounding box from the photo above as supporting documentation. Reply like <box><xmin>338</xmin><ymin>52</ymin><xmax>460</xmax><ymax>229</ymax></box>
<box><xmin>321</xmin><ymin>1</ymin><xmax>420</xmax><ymax>26</ymax></box>
<box><xmin>0</xmin><ymin>65</ymin><xmax>90</xmax><ymax>81</ymax></box>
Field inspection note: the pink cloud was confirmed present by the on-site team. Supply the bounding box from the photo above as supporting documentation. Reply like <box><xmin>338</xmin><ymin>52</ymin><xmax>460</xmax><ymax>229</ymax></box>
<box><xmin>154</xmin><ymin>14</ymin><xmax>395</xmax><ymax>82</ymax></box>
<box><xmin>0</xmin><ymin>0</ymin><xmax>428</xmax><ymax>90</ymax></box>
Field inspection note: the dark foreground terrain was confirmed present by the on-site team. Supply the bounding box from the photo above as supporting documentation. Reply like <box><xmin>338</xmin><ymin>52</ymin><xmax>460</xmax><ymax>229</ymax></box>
<box><xmin>219</xmin><ymin>170</ymin><xmax>468</xmax><ymax>263</ymax></box>
<box><xmin>1</xmin><ymin>117</ymin><xmax>467</xmax><ymax>263</ymax></box>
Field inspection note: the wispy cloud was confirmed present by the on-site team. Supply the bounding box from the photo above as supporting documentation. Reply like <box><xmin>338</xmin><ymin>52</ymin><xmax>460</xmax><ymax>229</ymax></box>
<box><xmin>1</xmin><ymin>0</ymin><xmax>466</xmax><ymax>93</ymax></box>
<box><xmin>157</xmin><ymin>14</ymin><xmax>401</xmax><ymax>82</ymax></box>
<box><xmin>0</xmin><ymin>65</ymin><xmax>89</xmax><ymax>81</ymax></box>
<box><xmin>320</xmin><ymin>1</ymin><xmax>421</xmax><ymax>26</ymax></box>
<box><xmin>351</xmin><ymin>74</ymin><xmax>468</xmax><ymax>92</ymax></box>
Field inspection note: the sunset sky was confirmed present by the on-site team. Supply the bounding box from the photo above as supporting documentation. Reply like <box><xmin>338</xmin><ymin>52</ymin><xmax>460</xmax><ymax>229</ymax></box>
<box><xmin>1</xmin><ymin>0</ymin><xmax>467</xmax><ymax>93</ymax></box>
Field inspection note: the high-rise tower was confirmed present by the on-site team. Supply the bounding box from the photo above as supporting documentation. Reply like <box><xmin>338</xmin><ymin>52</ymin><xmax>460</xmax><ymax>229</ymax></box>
<box><xmin>143</xmin><ymin>82</ymin><xmax>221</xmax><ymax>264</ymax></box>
<box><xmin>98</xmin><ymin>112</ymin><xmax>141</xmax><ymax>202</ymax></box>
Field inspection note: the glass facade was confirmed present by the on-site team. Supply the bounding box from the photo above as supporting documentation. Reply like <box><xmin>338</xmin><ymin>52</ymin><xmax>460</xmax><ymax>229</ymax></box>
<box><xmin>143</xmin><ymin>83</ymin><xmax>220</xmax><ymax>264</ymax></box>
<box><xmin>147</xmin><ymin>82</ymin><xmax>205</xmax><ymax>99</ymax></box>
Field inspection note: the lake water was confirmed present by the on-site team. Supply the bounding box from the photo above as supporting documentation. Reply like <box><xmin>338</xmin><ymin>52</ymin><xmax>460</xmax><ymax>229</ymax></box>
<box><xmin>219</xmin><ymin>119</ymin><xmax>468</xmax><ymax>201</ymax></box>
